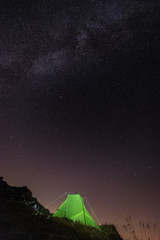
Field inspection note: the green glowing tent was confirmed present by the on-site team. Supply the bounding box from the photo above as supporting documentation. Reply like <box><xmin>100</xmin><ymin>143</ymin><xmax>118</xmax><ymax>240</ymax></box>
<box><xmin>53</xmin><ymin>193</ymin><xmax>99</xmax><ymax>228</ymax></box>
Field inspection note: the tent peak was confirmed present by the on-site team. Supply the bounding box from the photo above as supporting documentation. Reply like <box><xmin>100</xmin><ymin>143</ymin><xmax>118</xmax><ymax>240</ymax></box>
<box><xmin>67</xmin><ymin>192</ymin><xmax>82</xmax><ymax>196</ymax></box>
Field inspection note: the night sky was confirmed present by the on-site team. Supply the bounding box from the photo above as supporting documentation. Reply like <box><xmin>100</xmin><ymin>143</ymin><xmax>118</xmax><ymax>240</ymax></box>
<box><xmin>0</xmin><ymin>0</ymin><xmax>160</xmax><ymax>236</ymax></box>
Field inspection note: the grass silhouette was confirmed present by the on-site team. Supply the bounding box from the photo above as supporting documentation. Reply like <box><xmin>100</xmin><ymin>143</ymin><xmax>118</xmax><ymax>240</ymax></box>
<box><xmin>120</xmin><ymin>215</ymin><xmax>159</xmax><ymax>240</ymax></box>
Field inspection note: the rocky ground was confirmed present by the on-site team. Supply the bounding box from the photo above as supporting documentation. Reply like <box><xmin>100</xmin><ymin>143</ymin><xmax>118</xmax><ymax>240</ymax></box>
<box><xmin>0</xmin><ymin>177</ymin><xmax>123</xmax><ymax>240</ymax></box>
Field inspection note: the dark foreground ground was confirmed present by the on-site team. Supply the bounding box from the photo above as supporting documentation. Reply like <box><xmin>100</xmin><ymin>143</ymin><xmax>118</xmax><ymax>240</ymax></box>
<box><xmin>0</xmin><ymin>177</ymin><xmax>123</xmax><ymax>240</ymax></box>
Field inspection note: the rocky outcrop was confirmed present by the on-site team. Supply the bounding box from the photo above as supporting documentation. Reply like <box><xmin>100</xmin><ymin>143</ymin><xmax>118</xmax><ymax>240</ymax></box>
<box><xmin>0</xmin><ymin>177</ymin><xmax>123</xmax><ymax>240</ymax></box>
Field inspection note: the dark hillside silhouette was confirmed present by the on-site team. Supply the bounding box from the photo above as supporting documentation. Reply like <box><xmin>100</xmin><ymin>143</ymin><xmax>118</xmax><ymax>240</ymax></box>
<box><xmin>0</xmin><ymin>177</ymin><xmax>123</xmax><ymax>240</ymax></box>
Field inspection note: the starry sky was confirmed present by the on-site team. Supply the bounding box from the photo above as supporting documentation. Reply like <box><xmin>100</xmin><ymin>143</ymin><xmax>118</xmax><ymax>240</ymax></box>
<box><xmin>0</xmin><ymin>0</ymin><xmax>160</xmax><ymax>235</ymax></box>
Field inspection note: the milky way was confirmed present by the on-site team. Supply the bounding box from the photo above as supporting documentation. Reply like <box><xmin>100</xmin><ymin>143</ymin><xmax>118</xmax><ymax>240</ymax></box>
<box><xmin>0</xmin><ymin>0</ymin><xmax>160</xmax><ymax>237</ymax></box>
<box><xmin>1</xmin><ymin>0</ymin><xmax>159</xmax><ymax>93</ymax></box>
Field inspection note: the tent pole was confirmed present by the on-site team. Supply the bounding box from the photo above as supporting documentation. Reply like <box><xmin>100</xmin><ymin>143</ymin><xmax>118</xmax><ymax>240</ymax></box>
<box><xmin>84</xmin><ymin>197</ymin><xmax>101</xmax><ymax>225</ymax></box>
<box><xmin>80</xmin><ymin>195</ymin><xmax>86</xmax><ymax>224</ymax></box>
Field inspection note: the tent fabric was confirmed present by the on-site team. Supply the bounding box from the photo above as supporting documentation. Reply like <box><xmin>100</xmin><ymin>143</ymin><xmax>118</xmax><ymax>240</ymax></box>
<box><xmin>53</xmin><ymin>193</ymin><xmax>98</xmax><ymax>228</ymax></box>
